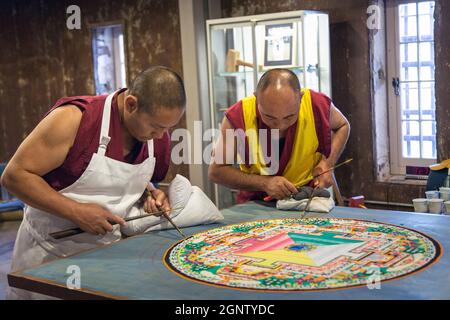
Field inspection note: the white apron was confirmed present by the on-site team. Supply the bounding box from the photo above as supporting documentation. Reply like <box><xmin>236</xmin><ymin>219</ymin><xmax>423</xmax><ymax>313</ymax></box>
<box><xmin>7</xmin><ymin>91</ymin><xmax>155</xmax><ymax>299</ymax></box>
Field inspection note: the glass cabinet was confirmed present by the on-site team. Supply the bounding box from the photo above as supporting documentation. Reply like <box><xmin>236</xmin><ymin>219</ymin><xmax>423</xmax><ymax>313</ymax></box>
<box><xmin>206</xmin><ymin>11</ymin><xmax>331</xmax><ymax>208</ymax></box>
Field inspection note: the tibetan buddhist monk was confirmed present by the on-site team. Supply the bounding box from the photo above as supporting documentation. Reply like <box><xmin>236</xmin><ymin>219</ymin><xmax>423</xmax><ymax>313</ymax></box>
<box><xmin>1</xmin><ymin>66</ymin><xmax>185</xmax><ymax>299</ymax></box>
<box><xmin>209</xmin><ymin>68</ymin><xmax>350</xmax><ymax>203</ymax></box>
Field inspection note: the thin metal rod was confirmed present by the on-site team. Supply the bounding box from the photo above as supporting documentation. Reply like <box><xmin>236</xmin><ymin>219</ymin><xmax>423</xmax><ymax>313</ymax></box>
<box><xmin>161</xmin><ymin>212</ymin><xmax>187</xmax><ymax>239</ymax></box>
<box><xmin>302</xmin><ymin>158</ymin><xmax>353</xmax><ymax>186</ymax></box>
<box><xmin>49</xmin><ymin>206</ymin><xmax>184</xmax><ymax>240</ymax></box>
<box><xmin>144</xmin><ymin>189</ymin><xmax>187</xmax><ymax>239</ymax></box>
<box><xmin>299</xmin><ymin>185</ymin><xmax>319</xmax><ymax>218</ymax></box>
<box><xmin>263</xmin><ymin>158</ymin><xmax>353</xmax><ymax>202</ymax></box>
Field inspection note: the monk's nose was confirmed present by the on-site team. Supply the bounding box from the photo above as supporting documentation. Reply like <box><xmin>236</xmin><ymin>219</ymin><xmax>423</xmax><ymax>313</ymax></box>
<box><xmin>154</xmin><ymin>129</ymin><xmax>165</xmax><ymax>139</ymax></box>
<box><xmin>273</xmin><ymin>120</ymin><xmax>282</xmax><ymax>129</ymax></box>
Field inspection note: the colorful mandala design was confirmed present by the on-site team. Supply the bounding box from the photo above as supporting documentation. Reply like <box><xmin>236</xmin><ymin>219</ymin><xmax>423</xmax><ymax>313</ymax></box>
<box><xmin>164</xmin><ymin>218</ymin><xmax>441</xmax><ymax>291</ymax></box>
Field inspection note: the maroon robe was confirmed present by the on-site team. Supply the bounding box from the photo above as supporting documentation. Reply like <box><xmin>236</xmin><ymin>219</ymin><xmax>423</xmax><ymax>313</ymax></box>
<box><xmin>43</xmin><ymin>89</ymin><xmax>170</xmax><ymax>191</ymax></box>
<box><xmin>225</xmin><ymin>89</ymin><xmax>332</xmax><ymax>203</ymax></box>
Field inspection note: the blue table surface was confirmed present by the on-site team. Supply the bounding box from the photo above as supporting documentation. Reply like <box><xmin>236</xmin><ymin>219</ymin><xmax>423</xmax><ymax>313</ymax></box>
<box><xmin>10</xmin><ymin>202</ymin><xmax>450</xmax><ymax>299</ymax></box>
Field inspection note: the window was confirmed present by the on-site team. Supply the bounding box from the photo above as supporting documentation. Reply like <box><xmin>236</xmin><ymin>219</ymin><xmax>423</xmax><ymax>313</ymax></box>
<box><xmin>91</xmin><ymin>24</ymin><xmax>127</xmax><ymax>95</ymax></box>
<box><xmin>387</xmin><ymin>1</ymin><xmax>436</xmax><ymax>175</ymax></box>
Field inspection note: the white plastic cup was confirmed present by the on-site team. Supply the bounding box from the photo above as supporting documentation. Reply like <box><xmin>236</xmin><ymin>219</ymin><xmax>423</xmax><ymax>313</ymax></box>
<box><xmin>440</xmin><ymin>191</ymin><xmax>450</xmax><ymax>201</ymax></box>
<box><xmin>429</xmin><ymin>199</ymin><xmax>444</xmax><ymax>214</ymax></box>
<box><xmin>425</xmin><ymin>191</ymin><xmax>439</xmax><ymax>199</ymax></box>
<box><xmin>413</xmin><ymin>198</ymin><xmax>428</xmax><ymax>213</ymax></box>
<box><xmin>440</xmin><ymin>187</ymin><xmax>450</xmax><ymax>193</ymax></box>
<box><xmin>445</xmin><ymin>201</ymin><xmax>450</xmax><ymax>215</ymax></box>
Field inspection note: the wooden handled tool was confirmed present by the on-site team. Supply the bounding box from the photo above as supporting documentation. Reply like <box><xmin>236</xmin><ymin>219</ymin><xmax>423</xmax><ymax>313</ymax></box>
<box><xmin>49</xmin><ymin>206</ymin><xmax>184</xmax><ymax>240</ymax></box>
<box><xmin>263</xmin><ymin>158</ymin><xmax>353</xmax><ymax>202</ymax></box>
<box><xmin>226</xmin><ymin>49</ymin><xmax>263</xmax><ymax>72</ymax></box>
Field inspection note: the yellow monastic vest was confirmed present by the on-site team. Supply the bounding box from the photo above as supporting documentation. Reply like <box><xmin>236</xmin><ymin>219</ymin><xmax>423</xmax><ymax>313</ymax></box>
<box><xmin>239</xmin><ymin>88</ymin><xmax>323</xmax><ymax>187</ymax></box>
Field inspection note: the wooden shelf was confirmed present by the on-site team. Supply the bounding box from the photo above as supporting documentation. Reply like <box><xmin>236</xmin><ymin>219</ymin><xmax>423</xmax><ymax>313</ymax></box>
<box><xmin>216</xmin><ymin>65</ymin><xmax>319</xmax><ymax>77</ymax></box>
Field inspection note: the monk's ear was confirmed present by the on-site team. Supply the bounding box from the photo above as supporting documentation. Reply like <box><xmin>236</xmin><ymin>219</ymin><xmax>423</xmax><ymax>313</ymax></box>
<box><xmin>124</xmin><ymin>95</ymin><xmax>138</xmax><ymax>113</ymax></box>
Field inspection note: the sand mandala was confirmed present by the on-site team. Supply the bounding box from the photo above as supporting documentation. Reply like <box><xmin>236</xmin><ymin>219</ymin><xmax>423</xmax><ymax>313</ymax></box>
<box><xmin>164</xmin><ymin>218</ymin><xmax>441</xmax><ymax>291</ymax></box>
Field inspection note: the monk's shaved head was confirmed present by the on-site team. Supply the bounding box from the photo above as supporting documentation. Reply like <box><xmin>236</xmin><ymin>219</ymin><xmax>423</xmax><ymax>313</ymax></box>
<box><xmin>255</xmin><ymin>69</ymin><xmax>302</xmax><ymax>131</ymax></box>
<box><xmin>256</xmin><ymin>68</ymin><xmax>301</xmax><ymax>96</ymax></box>
<box><xmin>129</xmin><ymin>66</ymin><xmax>186</xmax><ymax>114</ymax></box>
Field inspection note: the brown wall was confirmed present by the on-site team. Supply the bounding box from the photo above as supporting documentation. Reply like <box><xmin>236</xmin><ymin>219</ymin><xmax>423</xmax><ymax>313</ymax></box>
<box><xmin>1</xmin><ymin>0</ymin><xmax>449</xmax><ymax>204</ymax></box>
<box><xmin>0</xmin><ymin>0</ymin><xmax>188</xmax><ymax>183</ymax></box>
<box><xmin>221</xmin><ymin>0</ymin><xmax>450</xmax><ymax>207</ymax></box>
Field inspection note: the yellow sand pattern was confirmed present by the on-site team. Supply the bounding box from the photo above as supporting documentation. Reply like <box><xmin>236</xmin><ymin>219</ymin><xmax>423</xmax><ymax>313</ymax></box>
<box><xmin>238</xmin><ymin>249</ymin><xmax>316</xmax><ymax>268</ymax></box>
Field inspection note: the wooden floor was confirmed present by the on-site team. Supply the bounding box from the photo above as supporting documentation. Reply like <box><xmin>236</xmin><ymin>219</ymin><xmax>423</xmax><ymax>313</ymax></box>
<box><xmin>0</xmin><ymin>219</ymin><xmax>21</xmax><ymax>300</ymax></box>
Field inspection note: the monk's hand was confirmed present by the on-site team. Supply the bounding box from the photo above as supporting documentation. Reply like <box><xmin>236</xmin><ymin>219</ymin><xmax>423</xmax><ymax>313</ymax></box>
<box><xmin>263</xmin><ymin>176</ymin><xmax>298</xmax><ymax>200</ymax></box>
<box><xmin>313</xmin><ymin>159</ymin><xmax>334</xmax><ymax>188</ymax></box>
<box><xmin>71</xmin><ymin>202</ymin><xmax>125</xmax><ymax>236</ymax></box>
<box><xmin>144</xmin><ymin>188</ymin><xmax>171</xmax><ymax>216</ymax></box>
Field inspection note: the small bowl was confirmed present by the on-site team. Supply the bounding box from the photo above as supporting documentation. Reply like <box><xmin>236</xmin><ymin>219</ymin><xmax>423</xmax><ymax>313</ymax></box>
<box><xmin>440</xmin><ymin>191</ymin><xmax>450</xmax><ymax>201</ymax></box>
<box><xmin>444</xmin><ymin>201</ymin><xmax>450</xmax><ymax>215</ymax></box>
<box><xmin>425</xmin><ymin>191</ymin><xmax>439</xmax><ymax>199</ymax></box>
<box><xmin>429</xmin><ymin>198</ymin><xmax>444</xmax><ymax>214</ymax></box>
<box><xmin>412</xmin><ymin>198</ymin><xmax>428</xmax><ymax>213</ymax></box>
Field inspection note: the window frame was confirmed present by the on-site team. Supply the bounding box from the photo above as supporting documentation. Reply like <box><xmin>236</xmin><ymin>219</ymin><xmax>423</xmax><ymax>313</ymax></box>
<box><xmin>386</xmin><ymin>0</ymin><xmax>436</xmax><ymax>175</ymax></box>
<box><xmin>89</xmin><ymin>20</ymin><xmax>129</xmax><ymax>95</ymax></box>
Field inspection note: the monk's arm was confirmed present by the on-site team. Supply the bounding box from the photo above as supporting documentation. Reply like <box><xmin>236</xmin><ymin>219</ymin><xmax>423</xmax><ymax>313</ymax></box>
<box><xmin>209</xmin><ymin>165</ymin><xmax>270</xmax><ymax>192</ymax></box>
<box><xmin>1</xmin><ymin>106</ymin><xmax>83</xmax><ymax>217</ymax></box>
<box><xmin>326</xmin><ymin>103</ymin><xmax>350</xmax><ymax>166</ymax></box>
<box><xmin>0</xmin><ymin>106</ymin><xmax>124</xmax><ymax>234</ymax></box>
<box><xmin>208</xmin><ymin>117</ymin><xmax>297</xmax><ymax>199</ymax></box>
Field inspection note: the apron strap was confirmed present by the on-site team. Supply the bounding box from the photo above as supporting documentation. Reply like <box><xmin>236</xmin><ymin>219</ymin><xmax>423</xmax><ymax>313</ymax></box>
<box><xmin>98</xmin><ymin>90</ymin><xmax>155</xmax><ymax>159</ymax></box>
<box><xmin>147</xmin><ymin>139</ymin><xmax>154</xmax><ymax>158</ymax></box>
<box><xmin>97</xmin><ymin>91</ymin><xmax>118</xmax><ymax>156</ymax></box>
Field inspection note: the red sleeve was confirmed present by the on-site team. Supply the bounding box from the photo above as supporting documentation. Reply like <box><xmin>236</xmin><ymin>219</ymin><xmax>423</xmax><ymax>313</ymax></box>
<box><xmin>224</xmin><ymin>100</ymin><xmax>245</xmax><ymax>130</ymax></box>
<box><xmin>44</xmin><ymin>96</ymin><xmax>97</xmax><ymax>117</ymax></box>
<box><xmin>224</xmin><ymin>99</ymin><xmax>253</xmax><ymax>166</ymax></box>
<box><xmin>42</xmin><ymin>95</ymin><xmax>104</xmax><ymax>191</ymax></box>
<box><xmin>310</xmin><ymin>90</ymin><xmax>332</xmax><ymax>158</ymax></box>
<box><xmin>151</xmin><ymin>132</ymin><xmax>171</xmax><ymax>183</ymax></box>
